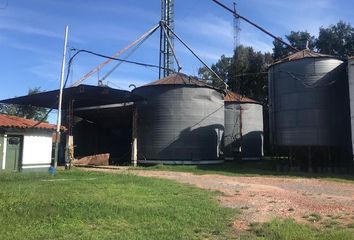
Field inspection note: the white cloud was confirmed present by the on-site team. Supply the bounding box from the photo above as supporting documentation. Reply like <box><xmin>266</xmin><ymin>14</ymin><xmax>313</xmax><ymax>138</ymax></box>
<box><xmin>177</xmin><ymin>14</ymin><xmax>233</xmax><ymax>42</ymax></box>
<box><xmin>74</xmin><ymin>2</ymin><xmax>159</xmax><ymax>22</ymax></box>
<box><xmin>0</xmin><ymin>21</ymin><xmax>84</xmax><ymax>43</ymax></box>
<box><xmin>239</xmin><ymin>26</ymin><xmax>274</xmax><ymax>52</ymax></box>
<box><xmin>27</xmin><ymin>61</ymin><xmax>62</xmax><ymax>82</ymax></box>
<box><xmin>248</xmin><ymin>0</ymin><xmax>338</xmax><ymax>36</ymax></box>
<box><xmin>0</xmin><ymin>21</ymin><xmax>62</xmax><ymax>38</ymax></box>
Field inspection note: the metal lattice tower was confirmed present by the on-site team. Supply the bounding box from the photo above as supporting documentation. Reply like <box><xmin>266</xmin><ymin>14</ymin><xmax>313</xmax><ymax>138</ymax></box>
<box><xmin>233</xmin><ymin>1</ymin><xmax>240</xmax><ymax>51</ymax></box>
<box><xmin>160</xmin><ymin>0</ymin><xmax>175</xmax><ymax>78</ymax></box>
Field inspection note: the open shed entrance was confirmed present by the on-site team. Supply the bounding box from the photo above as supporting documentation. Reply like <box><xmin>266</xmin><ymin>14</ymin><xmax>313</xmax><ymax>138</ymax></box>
<box><xmin>72</xmin><ymin>104</ymin><xmax>133</xmax><ymax>165</ymax></box>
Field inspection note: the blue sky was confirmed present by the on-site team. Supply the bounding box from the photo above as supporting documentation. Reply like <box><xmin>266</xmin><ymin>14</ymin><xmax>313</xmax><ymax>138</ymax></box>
<box><xmin>0</xmin><ymin>0</ymin><xmax>353</xmax><ymax>103</ymax></box>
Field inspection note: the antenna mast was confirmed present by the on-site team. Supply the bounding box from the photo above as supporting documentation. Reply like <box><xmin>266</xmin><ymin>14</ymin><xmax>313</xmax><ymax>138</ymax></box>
<box><xmin>160</xmin><ymin>0</ymin><xmax>175</xmax><ymax>78</ymax></box>
<box><xmin>233</xmin><ymin>1</ymin><xmax>240</xmax><ymax>51</ymax></box>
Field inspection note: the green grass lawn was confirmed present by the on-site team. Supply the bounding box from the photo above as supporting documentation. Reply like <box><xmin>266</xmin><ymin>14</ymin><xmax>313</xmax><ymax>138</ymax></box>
<box><xmin>245</xmin><ymin>219</ymin><xmax>354</xmax><ymax>240</ymax></box>
<box><xmin>0</xmin><ymin>170</ymin><xmax>235</xmax><ymax>240</ymax></box>
<box><xmin>136</xmin><ymin>161</ymin><xmax>354</xmax><ymax>183</ymax></box>
<box><xmin>1</xmin><ymin>170</ymin><xmax>353</xmax><ymax>240</ymax></box>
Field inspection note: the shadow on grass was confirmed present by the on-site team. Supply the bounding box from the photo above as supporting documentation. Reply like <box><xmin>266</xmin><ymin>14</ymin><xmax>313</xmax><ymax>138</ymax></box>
<box><xmin>139</xmin><ymin>159</ymin><xmax>354</xmax><ymax>183</ymax></box>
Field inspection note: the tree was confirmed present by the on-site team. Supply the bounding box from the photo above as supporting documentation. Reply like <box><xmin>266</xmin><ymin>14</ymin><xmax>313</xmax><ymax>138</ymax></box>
<box><xmin>198</xmin><ymin>45</ymin><xmax>272</xmax><ymax>104</ymax></box>
<box><xmin>228</xmin><ymin>45</ymin><xmax>272</xmax><ymax>104</ymax></box>
<box><xmin>316</xmin><ymin>21</ymin><xmax>354</xmax><ymax>57</ymax></box>
<box><xmin>198</xmin><ymin>54</ymin><xmax>232</xmax><ymax>88</ymax></box>
<box><xmin>272</xmin><ymin>31</ymin><xmax>316</xmax><ymax>59</ymax></box>
<box><xmin>0</xmin><ymin>87</ymin><xmax>48</xmax><ymax>122</ymax></box>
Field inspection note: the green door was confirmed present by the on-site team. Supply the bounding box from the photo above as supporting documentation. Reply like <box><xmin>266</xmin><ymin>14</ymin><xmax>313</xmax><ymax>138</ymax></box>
<box><xmin>0</xmin><ymin>134</ymin><xmax>3</xmax><ymax>170</ymax></box>
<box><xmin>5</xmin><ymin>135</ymin><xmax>22</xmax><ymax>171</ymax></box>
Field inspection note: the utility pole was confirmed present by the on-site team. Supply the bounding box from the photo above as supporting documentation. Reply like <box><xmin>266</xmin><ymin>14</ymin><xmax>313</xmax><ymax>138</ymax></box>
<box><xmin>53</xmin><ymin>25</ymin><xmax>69</xmax><ymax>170</ymax></box>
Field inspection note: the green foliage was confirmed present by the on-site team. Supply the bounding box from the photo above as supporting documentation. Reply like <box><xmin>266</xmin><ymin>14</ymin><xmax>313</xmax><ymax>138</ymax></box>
<box><xmin>273</xmin><ymin>21</ymin><xmax>354</xmax><ymax>59</ymax></box>
<box><xmin>272</xmin><ymin>31</ymin><xmax>316</xmax><ymax>59</ymax></box>
<box><xmin>228</xmin><ymin>45</ymin><xmax>272</xmax><ymax>104</ymax></box>
<box><xmin>0</xmin><ymin>170</ymin><xmax>235</xmax><ymax>240</ymax></box>
<box><xmin>198</xmin><ymin>46</ymin><xmax>272</xmax><ymax>104</ymax></box>
<box><xmin>0</xmin><ymin>87</ymin><xmax>48</xmax><ymax>122</ymax></box>
<box><xmin>198</xmin><ymin>54</ymin><xmax>232</xmax><ymax>89</ymax></box>
<box><xmin>316</xmin><ymin>21</ymin><xmax>354</xmax><ymax>57</ymax></box>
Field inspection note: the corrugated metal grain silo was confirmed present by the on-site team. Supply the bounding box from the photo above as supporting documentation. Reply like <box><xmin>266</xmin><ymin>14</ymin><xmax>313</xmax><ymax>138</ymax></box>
<box><xmin>224</xmin><ymin>91</ymin><xmax>263</xmax><ymax>160</ymax></box>
<box><xmin>132</xmin><ymin>73</ymin><xmax>225</xmax><ymax>164</ymax></box>
<box><xmin>268</xmin><ymin>49</ymin><xmax>350</xmax><ymax>147</ymax></box>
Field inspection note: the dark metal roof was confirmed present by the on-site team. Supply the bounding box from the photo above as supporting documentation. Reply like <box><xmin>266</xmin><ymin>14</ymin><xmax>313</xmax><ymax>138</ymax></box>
<box><xmin>0</xmin><ymin>84</ymin><xmax>142</xmax><ymax>109</ymax></box>
<box><xmin>271</xmin><ymin>49</ymin><xmax>339</xmax><ymax>67</ymax></box>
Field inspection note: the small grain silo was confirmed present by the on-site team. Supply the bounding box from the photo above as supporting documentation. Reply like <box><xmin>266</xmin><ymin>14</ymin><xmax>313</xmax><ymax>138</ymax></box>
<box><xmin>224</xmin><ymin>91</ymin><xmax>263</xmax><ymax>160</ymax></box>
<box><xmin>132</xmin><ymin>73</ymin><xmax>225</xmax><ymax>164</ymax></box>
<box><xmin>268</xmin><ymin>49</ymin><xmax>351</xmax><ymax>171</ymax></box>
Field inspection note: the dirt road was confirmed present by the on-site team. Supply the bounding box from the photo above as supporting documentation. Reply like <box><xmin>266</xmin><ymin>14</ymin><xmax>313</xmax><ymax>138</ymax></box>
<box><xmin>82</xmin><ymin>167</ymin><xmax>354</xmax><ymax>229</ymax></box>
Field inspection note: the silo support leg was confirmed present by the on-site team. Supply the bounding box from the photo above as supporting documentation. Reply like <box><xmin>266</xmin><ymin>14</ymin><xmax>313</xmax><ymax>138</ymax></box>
<box><xmin>289</xmin><ymin>147</ymin><xmax>293</xmax><ymax>171</ymax></box>
<box><xmin>131</xmin><ymin>107</ymin><xmax>138</xmax><ymax>167</ymax></box>
<box><xmin>308</xmin><ymin>146</ymin><xmax>312</xmax><ymax>173</ymax></box>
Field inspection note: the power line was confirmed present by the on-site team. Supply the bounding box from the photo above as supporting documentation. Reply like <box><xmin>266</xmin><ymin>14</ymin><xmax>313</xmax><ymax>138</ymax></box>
<box><xmin>101</xmin><ymin>25</ymin><xmax>160</xmax><ymax>82</ymax></box>
<box><xmin>71</xmin><ymin>49</ymin><xmax>174</xmax><ymax>72</ymax></box>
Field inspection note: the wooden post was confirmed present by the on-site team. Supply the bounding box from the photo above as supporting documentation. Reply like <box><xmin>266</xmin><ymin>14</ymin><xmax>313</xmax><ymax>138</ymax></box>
<box><xmin>65</xmin><ymin>135</ymin><xmax>74</xmax><ymax>169</ymax></box>
<box><xmin>131</xmin><ymin>106</ymin><xmax>138</xmax><ymax>167</ymax></box>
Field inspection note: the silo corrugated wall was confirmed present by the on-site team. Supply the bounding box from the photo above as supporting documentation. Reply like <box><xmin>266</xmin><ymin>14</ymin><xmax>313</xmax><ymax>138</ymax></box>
<box><xmin>348</xmin><ymin>59</ymin><xmax>354</xmax><ymax>158</ymax></box>
<box><xmin>224</xmin><ymin>103</ymin><xmax>241</xmax><ymax>156</ymax></box>
<box><xmin>240</xmin><ymin>103</ymin><xmax>263</xmax><ymax>158</ymax></box>
<box><xmin>133</xmin><ymin>85</ymin><xmax>224</xmax><ymax>164</ymax></box>
<box><xmin>224</xmin><ymin>102</ymin><xmax>263</xmax><ymax>159</ymax></box>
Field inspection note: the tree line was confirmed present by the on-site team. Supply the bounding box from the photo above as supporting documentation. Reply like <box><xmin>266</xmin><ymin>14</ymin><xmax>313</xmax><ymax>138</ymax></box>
<box><xmin>199</xmin><ymin>21</ymin><xmax>354</xmax><ymax>104</ymax></box>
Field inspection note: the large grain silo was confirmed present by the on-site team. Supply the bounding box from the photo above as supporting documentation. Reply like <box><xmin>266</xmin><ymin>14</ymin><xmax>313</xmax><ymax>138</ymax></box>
<box><xmin>268</xmin><ymin>49</ymin><xmax>351</xmax><ymax>171</ymax></box>
<box><xmin>132</xmin><ymin>73</ymin><xmax>225</xmax><ymax>164</ymax></box>
<box><xmin>224</xmin><ymin>91</ymin><xmax>263</xmax><ymax>160</ymax></box>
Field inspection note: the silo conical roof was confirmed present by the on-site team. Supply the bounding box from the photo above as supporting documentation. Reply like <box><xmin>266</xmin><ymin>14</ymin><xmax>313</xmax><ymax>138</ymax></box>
<box><xmin>272</xmin><ymin>49</ymin><xmax>337</xmax><ymax>66</ymax></box>
<box><xmin>224</xmin><ymin>91</ymin><xmax>258</xmax><ymax>103</ymax></box>
<box><xmin>141</xmin><ymin>73</ymin><xmax>223</xmax><ymax>92</ymax></box>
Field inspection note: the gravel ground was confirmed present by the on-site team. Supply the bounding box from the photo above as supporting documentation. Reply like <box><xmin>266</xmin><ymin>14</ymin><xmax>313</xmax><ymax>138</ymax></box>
<box><xmin>81</xmin><ymin>167</ymin><xmax>354</xmax><ymax>229</ymax></box>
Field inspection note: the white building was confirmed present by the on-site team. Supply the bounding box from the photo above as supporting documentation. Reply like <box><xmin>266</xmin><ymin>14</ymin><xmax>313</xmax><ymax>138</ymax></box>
<box><xmin>0</xmin><ymin>114</ymin><xmax>57</xmax><ymax>172</ymax></box>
